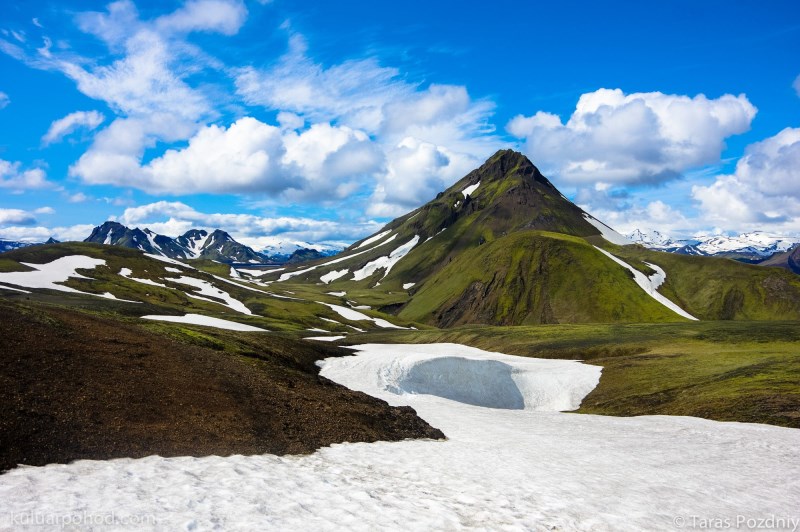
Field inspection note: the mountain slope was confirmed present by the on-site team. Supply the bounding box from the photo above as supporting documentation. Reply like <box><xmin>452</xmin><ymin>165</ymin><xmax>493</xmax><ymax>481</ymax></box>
<box><xmin>268</xmin><ymin>150</ymin><xmax>800</xmax><ymax>326</ymax></box>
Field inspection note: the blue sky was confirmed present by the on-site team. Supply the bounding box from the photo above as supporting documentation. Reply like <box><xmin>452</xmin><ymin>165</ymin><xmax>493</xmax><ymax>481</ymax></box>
<box><xmin>1</xmin><ymin>0</ymin><xmax>799</xmax><ymax>249</ymax></box>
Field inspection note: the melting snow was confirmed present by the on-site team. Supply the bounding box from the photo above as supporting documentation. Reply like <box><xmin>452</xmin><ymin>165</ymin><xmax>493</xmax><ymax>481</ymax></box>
<box><xmin>325</xmin><ymin>291</ymin><xmax>346</xmax><ymax>297</ymax></box>
<box><xmin>403</xmin><ymin>283</ymin><xmax>415</xmax><ymax>289</ymax></box>
<box><xmin>594</xmin><ymin>246</ymin><xmax>698</xmax><ymax>320</ymax></box>
<box><xmin>356</xmin><ymin>230</ymin><xmax>392</xmax><ymax>249</ymax></box>
<box><xmin>583</xmin><ymin>214</ymin><xmax>632</xmax><ymax>246</ymax></box>
<box><xmin>144</xmin><ymin>253</ymin><xmax>195</xmax><ymax>269</ymax></box>
<box><xmin>304</xmin><ymin>335</ymin><xmax>346</xmax><ymax>342</ymax></box>
<box><xmin>141</xmin><ymin>313</ymin><xmax>267</xmax><ymax>331</ymax></box>
<box><xmin>170</xmin><ymin>276</ymin><xmax>252</xmax><ymax>315</ymax></box>
<box><xmin>3</xmin><ymin>343</ymin><xmax>798</xmax><ymax>530</ymax></box>
<box><xmin>278</xmin><ymin>235</ymin><xmax>397</xmax><ymax>282</ymax></box>
<box><xmin>461</xmin><ymin>181</ymin><xmax>480</xmax><ymax>198</ymax></box>
<box><xmin>118</xmin><ymin>267</ymin><xmax>167</xmax><ymax>288</ymax></box>
<box><xmin>320</xmin><ymin>269</ymin><xmax>349</xmax><ymax>284</ymax></box>
<box><xmin>351</xmin><ymin>236</ymin><xmax>420</xmax><ymax>281</ymax></box>
<box><xmin>0</xmin><ymin>255</ymin><xmax>109</xmax><ymax>297</ymax></box>
<box><xmin>318</xmin><ymin>302</ymin><xmax>407</xmax><ymax>329</ymax></box>
<box><xmin>237</xmin><ymin>268</ymin><xmax>282</xmax><ymax>277</ymax></box>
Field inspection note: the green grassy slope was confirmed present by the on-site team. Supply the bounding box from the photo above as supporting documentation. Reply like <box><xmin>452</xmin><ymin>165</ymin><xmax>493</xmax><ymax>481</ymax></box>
<box><xmin>607</xmin><ymin>245</ymin><xmax>800</xmax><ymax>320</ymax></box>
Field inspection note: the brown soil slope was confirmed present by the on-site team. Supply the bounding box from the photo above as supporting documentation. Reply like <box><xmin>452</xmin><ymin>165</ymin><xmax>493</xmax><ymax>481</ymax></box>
<box><xmin>0</xmin><ymin>301</ymin><xmax>443</xmax><ymax>472</ymax></box>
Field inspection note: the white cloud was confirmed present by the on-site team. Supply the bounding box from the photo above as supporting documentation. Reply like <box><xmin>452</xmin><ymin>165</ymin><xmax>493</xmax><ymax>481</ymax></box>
<box><xmin>0</xmin><ymin>224</ymin><xmax>95</xmax><ymax>242</ymax></box>
<box><xmin>0</xmin><ymin>159</ymin><xmax>50</xmax><ymax>191</ymax></box>
<box><xmin>42</xmin><ymin>110</ymin><xmax>105</xmax><ymax>145</ymax></box>
<box><xmin>692</xmin><ymin>127</ymin><xmax>800</xmax><ymax>232</ymax></box>
<box><xmin>0</xmin><ymin>92</ymin><xmax>8</xmax><ymax>109</ymax></box>
<box><xmin>507</xmin><ymin>88</ymin><xmax>757</xmax><ymax>185</ymax></box>
<box><xmin>34</xmin><ymin>206</ymin><xmax>55</xmax><ymax>215</ymax></box>
<box><xmin>367</xmin><ymin>138</ymin><xmax>475</xmax><ymax>217</ymax></box>
<box><xmin>68</xmin><ymin>192</ymin><xmax>90</xmax><ymax>203</ymax></box>
<box><xmin>0</xmin><ymin>208</ymin><xmax>36</xmax><ymax>225</ymax></box>
<box><xmin>154</xmin><ymin>0</ymin><xmax>247</xmax><ymax>36</ymax></box>
<box><xmin>117</xmin><ymin>200</ymin><xmax>382</xmax><ymax>246</ymax></box>
<box><xmin>794</xmin><ymin>74</ymin><xmax>800</xmax><ymax>98</ymax></box>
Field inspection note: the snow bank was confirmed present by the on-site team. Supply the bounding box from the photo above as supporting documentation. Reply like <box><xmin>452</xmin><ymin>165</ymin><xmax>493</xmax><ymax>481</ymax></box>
<box><xmin>594</xmin><ymin>247</ymin><xmax>698</xmax><ymax>320</ymax></box>
<box><xmin>4</xmin><ymin>342</ymin><xmax>799</xmax><ymax>530</ymax></box>
<box><xmin>462</xmin><ymin>181</ymin><xmax>480</xmax><ymax>198</ymax></box>
<box><xmin>118</xmin><ymin>267</ymin><xmax>167</xmax><ymax>288</ymax></box>
<box><xmin>321</xmin><ymin>343</ymin><xmax>600</xmax><ymax>412</ymax></box>
<box><xmin>144</xmin><ymin>253</ymin><xmax>194</xmax><ymax>269</ymax></box>
<box><xmin>278</xmin><ymin>236</ymin><xmax>397</xmax><ymax>282</ymax></box>
<box><xmin>583</xmin><ymin>213</ymin><xmax>632</xmax><ymax>245</ymax></box>
<box><xmin>141</xmin><ymin>313</ymin><xmax>267</xmax><ymax>331</ymax></box>
<box><xmin>0</xmin><ymin>255</ymin><xmax>110</xmax><ymax>298</ymax></box>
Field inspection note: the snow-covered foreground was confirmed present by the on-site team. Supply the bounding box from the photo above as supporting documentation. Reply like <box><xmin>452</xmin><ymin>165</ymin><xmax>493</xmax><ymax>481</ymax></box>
<box><xmin>1</xmin><ymin>343</ymin><xmax>799</xmax><ymax>531</ymax></box>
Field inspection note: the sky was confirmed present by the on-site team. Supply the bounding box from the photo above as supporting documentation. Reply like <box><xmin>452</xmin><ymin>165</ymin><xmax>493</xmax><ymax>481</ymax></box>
<box><xmin>0</xmin><ymin>0</ymin><xmax>799</xmax><ymax>249</ymax></box>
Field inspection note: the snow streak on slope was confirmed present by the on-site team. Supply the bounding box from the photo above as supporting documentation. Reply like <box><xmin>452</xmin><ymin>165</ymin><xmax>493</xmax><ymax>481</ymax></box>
<box><xmin>320</xmin><ymin>269</ymin><xmax>348</xmax><ymax>284</ymax></box>
<box><xmin>594</xmin><ymin>246</ymin><xmax>697</xmax><ymax>320</ymax></box>
<box><xmin>118</xmin><ymin>267</ymin><xmax>167</xmax><ymax>287</ymax></box>
<box><xmin>462</xmin><ymin>181</ymin><xmax>480</xmax><ymax>198</ymax></box>
<box><xmin>141</xmin><ymin>314</ymin><xmax>267</xmax><ymax>331</ymax></box>
<box><xmin>170</xmin><ymin>276</ymin><xmax>252</xmax><ymax>315</ymax></box>
<box><xmin>356</xmin><ymin>230</ymin><xmax>392</xmax><ymax>249</ymax></box>
<box><xmin>278</xmin><ymin>235</ymin><xmax>398</xmax><ymax>282</ymax></box>
<box><xmin>318</xmin><ymin>302</ymin><xmax>407</xmax><ymax>329</ymax></box>
<box><xmin>351</xmin><ymin>236</ymin><xmax>420</xmax><ymax>281</ymax></box>
<box><xmin>2</xmin><ymin>343</ymin><xmax>799</xmax><ymax>531</ymax></box>
<box><xmin>0</xmin><ymin>255</ymin><xmax>109</xmax><ymax>297</ymax></box>
<box><xmin>583</xmin><ymin>214</ymin><xmax>632</xmax><ymax>245</ymax></box>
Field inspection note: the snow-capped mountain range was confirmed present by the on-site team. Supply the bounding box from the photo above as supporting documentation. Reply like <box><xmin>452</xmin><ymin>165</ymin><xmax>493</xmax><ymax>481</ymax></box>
<box><xmin>628</xmin><ymin>229</ymin><xmax>800</xmax><ymax>259</ymax></box>
<box><xmin>84</xmin><ymin>221</ymin><xmax>341</xmax><ymax>264</ymax></box>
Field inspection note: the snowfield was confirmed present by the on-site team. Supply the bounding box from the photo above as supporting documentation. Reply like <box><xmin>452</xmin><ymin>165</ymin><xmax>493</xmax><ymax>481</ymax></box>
<box><xmin>141</xmin><ymin>313</ymin><xmax>267</xmax><ymax>331</ymax></box>
<box><xmin>1</xmin><ymin>343</ymin><xmax>798</xmax><ymax>531</ymax></box>
<box><xmin>0</xmin><ymin>255</ymin><xmax>112</xmax><ymax>298</ymax></box>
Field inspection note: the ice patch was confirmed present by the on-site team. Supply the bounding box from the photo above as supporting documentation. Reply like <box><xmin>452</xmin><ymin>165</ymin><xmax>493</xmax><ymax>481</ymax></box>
<box><xmin>351</xmin><ymin>236</ymin><xmax>420</xmax><ymax>281</ymax></box>
<box><xmin>462</xmin><ymin>181</ymin><xmax>480</xmax><ymax>198</ymax></box>
<box><xmin>594</xmin><ymin>246</ymin><xmax>698</xmax><ymax>320</ymax></box>
<box><xmin>141</xmin><ymin>313</ymin><xmax>266</xmax><ymax>331</ymax></box>
<box><xmin>583</xmin><ymin>214</ymin><xmax>632</xmax><ymax>246</ymax></box>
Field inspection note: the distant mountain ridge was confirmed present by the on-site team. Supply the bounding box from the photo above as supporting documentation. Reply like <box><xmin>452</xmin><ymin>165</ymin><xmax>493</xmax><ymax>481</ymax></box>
<box><xmin>628</xmin><ymin>229</ymin><xmax>800</xmax><ymax>262</ymax></box>
<box><xmin>84</xmin><ymin>221</ymin><xmax>338</xmax><ymax>264</ymax></box>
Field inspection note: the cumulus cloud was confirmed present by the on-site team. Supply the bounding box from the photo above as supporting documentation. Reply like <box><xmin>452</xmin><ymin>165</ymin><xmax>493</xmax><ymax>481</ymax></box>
<box><xmin>0</xmin><ymin>224</ymin><xmax>95</xmax><ymax>243</ymax></box>
<box><xmin>0</xmin><ymin>91</ymin><xmax>8</xmax><ymax>109</ymax></box>
<box><xmin>0</xmin><ymin>208</ymin><xmax>37</xmax><ymax>226</ymax></box>
<box><xmin>34</xmin><ymin>206</ymin><xmax>55</xmax><ymax>214</ymax></box>
<box><xmin>0</xmin><ymin>159</ymin><xmax>50</xmax><ymax>191</ymax></box>
<box><xmin>692</xmin><ymin>127</ymin><xmax>800</xmax><ymax>231</ymax></box>
<box><xmin>116</xmin><ymin>200</ymin><xmax>382</xmax><ymax>246</ymax></box>
<box><xmin>507</xmin><ymin>88</ymin><xmax>757</xmax><ymax>185</ymax></box>
<box><xmin>42</xmin><ymin>110</ymin><xmax>105</xmax><ymax>145</ymax></box>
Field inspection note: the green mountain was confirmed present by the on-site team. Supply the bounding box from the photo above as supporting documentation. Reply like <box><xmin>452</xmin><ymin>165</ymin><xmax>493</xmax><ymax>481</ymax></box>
<box><xmin>267</xmin><ymin>150</ymin><xmax>800</xmax><ymax>325</ymax></box>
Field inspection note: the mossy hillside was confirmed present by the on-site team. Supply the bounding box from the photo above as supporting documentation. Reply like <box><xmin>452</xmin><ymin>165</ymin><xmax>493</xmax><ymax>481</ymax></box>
<box><xmin>352</xmin><ymin>320</ymin><xmax>800</xmax><ymax>428</ymax></box>
<box><xmin>607</xmin><ymin>245</ymin><xmax>800</xmax><ymax>320</ymax></box>
<box><xmin>0</xmin><ymin>242</ymin><xmax>417</xmax><ymax>334</ymax></box>
<box><xmin>397</xmin><ymin>231</ymin><xmax>684</xmax><ymax>326</ymax></box>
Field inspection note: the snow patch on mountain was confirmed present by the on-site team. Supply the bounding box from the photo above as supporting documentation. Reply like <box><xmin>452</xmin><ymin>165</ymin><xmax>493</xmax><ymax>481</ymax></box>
<box><xmin>582</xmin><ymin>214</ymin><xmax>631</xmax><ymax>245</ymax></box>
<box><xmin>352</xmin><ymin>236</ymin><xmax>420</xmax><ymax>281</ymax></box>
